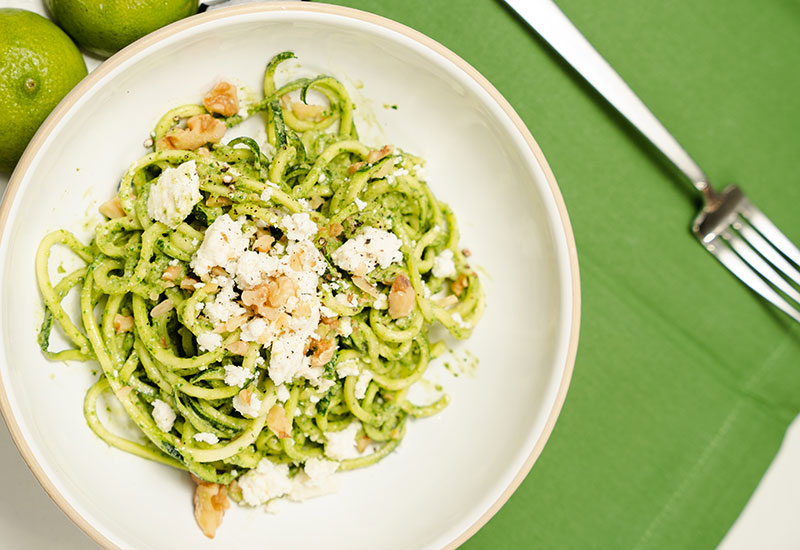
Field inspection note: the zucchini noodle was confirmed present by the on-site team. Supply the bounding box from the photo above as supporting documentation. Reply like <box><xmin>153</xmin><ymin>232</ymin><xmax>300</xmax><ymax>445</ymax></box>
<box><xmin>36</xmin><ymin>52</ymin><xmax>484</xmax><ymax>525</ymax></box>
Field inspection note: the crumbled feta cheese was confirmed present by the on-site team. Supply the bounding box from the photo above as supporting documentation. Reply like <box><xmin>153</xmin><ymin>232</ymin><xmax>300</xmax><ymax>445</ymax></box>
<box><xmin>238</xmin><ymin>457</ymin><xmax>339</xmax><ymax>508</ymax></box>
<box><xmin>288</xmin><ymin>458</ymin><xmax>339</xmax><ymax>501</ymax></box>
<box><xmin>338</xmin><ymin>317</ymin><xmax>353</xmax><ymax>337</ymax></box>
<box><xmin>194</xmin><ymin>302</ymin><xmax>205</xmax><ymax>312</ymax></box>
<box><xmin>275</xmin><ymin>384</ymin><xmax>290</xmax><ymax>402</ymax></box>
<box><xmin>336</xmin><ymin>359</ymin><xmax>359</xmax><ymax>378</ymax></box>
<box><xmin>269</xmin><ymin>331</ymin><xmax>310</xmax><ymax>386</ymax></box>
<box><xmin>332</xmin><ymin>226</ymin><xmax>403</xmax><ymax>275</ymax></box>
<box><xmin>238</xmin><ymin>459</ymin><xmax>293</xmax><ymax>506</ymax></box>
<box><xmin>240</xmin><ymin>317</ymin><xmax>274</xmax><ymax>345</ymax></box>
<box><xmin>203</xmin><ymin>277</ymin><xmax>246</xmax><ymax>326</ymax></box>
<box><xmin>235</xmin><ymin>250</ymin><xmax>280</xmax><ymax>289</ymax></box>
<box><xmin>146</xmin><ymin>160</ymin><xmax>202</xmax><ymax>228</ymax></box>
<box><xmin>372</xmin><ymin>293</ymin><xmax>387</xmax><ymax>310</ymax></box>
<box><xmin>324</xmin><ymin>421</ymin><xmax>363</xmax><ymax>460</ymax></box>
<box><xmin>224</xmin><ymin>364</ymin><xmax>254</xmax><ymax>387</ymax></box>
<box><xmin>319</xmin><ymin>305</ymin><xmax>337</xmax><ymax>318</ymax></box>
<box><xmin>451</xmin><ymin>312</ymin><xmax>470</xmax><ymax>329</ymax></box>
<box><xmin>354</xmin><ymin>371</ymin><xmax>373</xmax><ymax>400</ymax></box>
<box><xmin>168</xmin><ymin>258</ymin><xmax>179</xmax><ymax>267</ymax></box>
<box><xmin>196</xmin><ymin>331</ymin><xmax>222</xmax><ymax>352</ymax></box>
<box><xmin>232</xmin><ymin>390</ymin><xmax>262</xmax><ymax>418</ymax></box>
<box><xmin>193</xmin><ymin>432</ymin><xmax>219</xmax><ymax>445</ymax></box>
<box><xmin>190</xmin><ymin>214</ymin><xmax>251</xmax><ymax>278</ymax></box>
<box><xmin>354</xmin><ymin>198</ymin><xmax>367</xmax><ymax>211</ymax></box>
<box><xmin>432</xmin><ymin>249</ymin><xmax>456</xmax><ymax>279</ymax></box>
<box><xmin>260</xmin><ymin>188</ymin><xmax>273</xmax><ymax>202</ymax></box>
<box><xmin>282</xmin><ymin>212</ymin><xmax>317</xmax><ymax>241</ymax></box>
<box><xmin>152</xmin><ymin>399</ymin><xmax>176</xmax><ymax>433</ymax></box>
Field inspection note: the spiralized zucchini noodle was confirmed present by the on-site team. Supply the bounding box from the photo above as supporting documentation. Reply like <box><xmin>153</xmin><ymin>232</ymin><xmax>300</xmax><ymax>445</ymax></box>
<box><xmin>36</xmin><ymin>52</ymin><xmax>483</xmax><ymax>535</ymax></box>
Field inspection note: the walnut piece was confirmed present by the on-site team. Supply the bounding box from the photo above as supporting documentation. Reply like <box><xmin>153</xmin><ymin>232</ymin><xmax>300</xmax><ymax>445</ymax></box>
<box><xmin>112</xmin><ymin>314</ymin><xmax>134</xmax><ymax>333</ymax></box>
<box><xmin>309</xmin><ymin>338</ymin><xmax>336</xmax><ymax>367</ymax></box>
<box><xmin>203</xmin><ymin>81</ymin><xmax>239</xmax><ymax>117</ymax></box>
<box><xmin>99</xmin><ymin>196</ymin><xmax>125</xmax><ymax>219</ymax></box>
<box><xmin>192</xmin><ymin>475</ymin><xmax>230</xmax><ymax>539</ymax></box>
<box><xmin>367</xmin><ymin>145</ymin><xmax>393</xmax><ymax>164</ymax></box>
<box><xmin>388</xmin><ymin>274</ymin><xmax>415</xmax><ymax>319</ymax></box>
<box><xmin>266</xmin><ymin>404</ymin><xmax>292</xmax><ymax>439</ymax></box>
<box><xmin>158</xmin><ymin>114</ymin><xmax>226</xmax><ymax>151</ymax></box>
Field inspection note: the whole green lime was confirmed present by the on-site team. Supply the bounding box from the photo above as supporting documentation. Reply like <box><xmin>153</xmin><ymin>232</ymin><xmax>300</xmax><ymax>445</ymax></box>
<box><xmin>45</xmin><ymin>0</ymin><xmax>199</xmax><ymax>58</ymax></box>
<box><xmin>0</xmin><ymin>9</ymin><xmax>88</xmax><ymax>174</ymax></box>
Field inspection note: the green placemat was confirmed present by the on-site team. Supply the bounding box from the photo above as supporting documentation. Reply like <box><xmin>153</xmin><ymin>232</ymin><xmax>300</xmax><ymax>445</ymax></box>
<box><xmin>318</xmin><ymin>0</ymin><xmax>800</xmax><ymax>548</ymax></box>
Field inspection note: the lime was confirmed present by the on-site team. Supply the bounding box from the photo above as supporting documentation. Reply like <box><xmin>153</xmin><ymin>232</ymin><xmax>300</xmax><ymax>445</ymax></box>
<box><xmin>0</xmin><ymin>9</ymin><xmax>88</xmax><ymax>174</ymax></box>
<box><xmin>45</xmin><ymin>0</ymin><xmax>199</xmax><ymax>58</ymax></box>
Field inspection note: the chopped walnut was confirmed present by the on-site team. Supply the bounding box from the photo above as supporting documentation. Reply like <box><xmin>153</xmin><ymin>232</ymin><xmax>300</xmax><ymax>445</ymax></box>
<box><xmin>99</xmin><ymin>196</ymin><xmax>125</xmax><ymax>219</ymax></box>
<box><xmin>224</xmin><ymin>314</ymin><xmax>250</xmax><ymax>332</ymax></box>
<box><xmin>309</xmin><ymin>338</ymin><xmax>336</xmax><ymax>367</ymax></box>
<box><xmin>150</xmin><ymin>299</ymin><xmax>174</xmax><ymax>318</ymax></box>
<box><xmin>113</xmin><ymin>314</ymin><xmax>134</xmax><ymax>333</ymax></box>
<box><xmin>327</xmin><ymin>223</ymin><xmax>344</xmax><ymax>237</ymax></box>
<box><xmin>202</xmin><ymin>282</ymin><xmax>220</xmax><ymax>294</ymax></box>
<box><xmin>292</xmin><ymin>101</ymin><xmax>326</xmax><ymax>121</ymax></box>
<box><xmin>226</xmin><ymin>340</ymin><xmax>249</xmax><ymax>356</ymax></box>
<box><xmin>192</xmin><ymin>475</ymin><xmax>229</xmax><ymax>539</ymax></box>
<box><xmin>451</xmin><ymin>273</ymin><xmax>469</xmax><ymax>297</ymax></box>
<box><xmin>158</xmin><ymin>114</ymin><xmax>226</xmax><ymax>150</ymax></box>
<box><xmin>308</xmin><ymin>196</ymin><xmax>325</xmax><ymax>210</ymax></box>
<box><xmin>388</xmin><ymin>274</ymin><xmax>415</xmax><ymax>319</ymax></box>
<box><xmin>367</xmin><ymin>145</ymin><xmax>394</xmax><ymax>164</ymax></box>
<box><xmin>352</xmin><ymin>275</ymin><xmax>379</xmax><ymax>297</ymax></box>
<box><xmin>356</xmin><ymin>433</ymin><xmax>371</xmax><ymax>453</ymax></box>
<box><xmin>203</xmin><ymin>81</ymin><xmax>239</xmax><ymax>117</ymax></box>
<box><xmin>266</xmin><ymin>404</ymin><xmax>292</xmax><ymax>439</ymax></box>
<box><xmin>253</xmin><ymin>233</ymin><xmax>274</xmax><ymax>253</ymax></box>
<box><xmin>161</xmin><ymin>265</ymin><xmax>181</xmax><ymax>282</ymax></box>
<box><xmin>348</xmin><ymin>161</ymin><xmax>366</xmax><ymax>175</ymax></box>
<box><xmin>180</xmin><ymin>277</ymin><xmax>199</xmax><ymax>291</ymax></box>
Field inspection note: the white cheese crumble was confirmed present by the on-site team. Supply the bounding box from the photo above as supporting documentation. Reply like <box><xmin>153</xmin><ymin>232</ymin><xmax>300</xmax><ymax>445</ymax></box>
<box><xmin>432</xmin><ymin>249</ymin><xmax>456</xmax><ymax>279</ymax></box>
<box><xmin>232</xmin><ymin>391</ymin><xmax>262</xmax><ymax>418</ymax></box>
<box><xmin>190</xmin><ymin>214</ymin><xmax>251</xmax><ymax>278</ymax></box>
<box><xmin>336</xmin><ymin>358</ymin><xmax>359</xmax><ymax>378</ymax></box>
<box><xmin>324</xmin><ymin>421</ymin><xmax>363</xmax><ymax>460</ymax></box>
<box><xmin>193</xmin><ymin>432</ymin><xmax>219</xmax><ymax>445</ymax></box>
<box><xmin>338</xmin><ymin>317</ymin><xmax>353</xmax><ymax>337</ymax></box>
<box><xmin>152</xmin><ymin>399</ymin><xmax>176</xmax><ymax>433</ymax></box>
<box><xmin>354</xmin><ymin>197</ymin><xmax>367</xmax><ymax>211</ymax></box>
<box><xmin>354</xmin><ymin>371</ymin><xmax>373</xmax><ymax>400</ymax></box>
<box><xmin>204</xmin><ymin>277</ymin><xmax>246</xmax><ymax>326</ymax></box>
<box><xmin>238</xmin><ymin>457</ymin><xmax>340</xmax><ymax>507</ymax></box>
<box><xmin>223</xmin><ymin>364</ymin><xmax>254</xmax><ymax>387</ymax></box>
<box><xmin>332</xmin><ymin>226</ymin><xmax>403</xmax><ymax>276</ymax></box>
<box><xmin>282</xmin><ymin>212</ymin><xmax>318</xmax><ymax>241</ymax></box>
<box><xmin>146</xmin><ymin>160</ymin><xmax>202</xmax><ymax>228</ymax></box>
<box><xmin>275</xmin><ymin>384</ymin><xmax>290</xmax><ymax>402</ymax></box>
<box><xmin>196</xmin><ymin>331</ymin><xmax>222</xmax><ymax>352</ymax></box>
<box><xmin>373</xmin><ymin>293</ymin><xmax>387</xmax><ymax>310</ymax></box>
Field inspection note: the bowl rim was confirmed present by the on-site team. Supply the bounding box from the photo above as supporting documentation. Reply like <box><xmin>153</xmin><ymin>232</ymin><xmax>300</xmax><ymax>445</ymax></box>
<box><xmin>0</xmin><ymin>2</ymin><xmax>581</xmax><ymax>548</ymax></box>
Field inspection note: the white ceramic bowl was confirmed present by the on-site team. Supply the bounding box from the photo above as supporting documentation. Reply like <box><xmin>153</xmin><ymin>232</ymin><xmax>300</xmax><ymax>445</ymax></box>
<box><xmin>0</xmin><ymin>3</ymin><xmax>579</xmax><ymax>549</ymax></box>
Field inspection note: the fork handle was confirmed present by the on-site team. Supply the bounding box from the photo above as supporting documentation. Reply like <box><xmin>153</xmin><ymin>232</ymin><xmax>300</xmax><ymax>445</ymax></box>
<box><xmin>504</xmin><ymin>0</ymin><xmax>711</xmax><ymax>194</ymax></box>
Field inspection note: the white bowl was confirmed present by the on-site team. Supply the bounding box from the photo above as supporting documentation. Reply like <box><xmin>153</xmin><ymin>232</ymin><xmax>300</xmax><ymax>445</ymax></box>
<box><xmin>0</xmin><ymin>3</ymin><xmax>579</xmax><ymax>549</ymax></box>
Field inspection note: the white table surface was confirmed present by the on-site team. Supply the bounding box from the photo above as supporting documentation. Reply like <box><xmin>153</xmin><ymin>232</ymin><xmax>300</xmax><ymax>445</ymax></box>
<box><xmin>1</xmin><ymin>1</ymin><xmax>799</xmax><ymax>548</ymax></box>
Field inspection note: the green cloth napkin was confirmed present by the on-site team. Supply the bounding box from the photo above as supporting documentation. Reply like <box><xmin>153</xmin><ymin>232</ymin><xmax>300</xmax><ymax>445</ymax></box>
<box><xmin>319</xmin><ymin>0</ymin><xmax>800</xmax><ymax>547</ymax></box>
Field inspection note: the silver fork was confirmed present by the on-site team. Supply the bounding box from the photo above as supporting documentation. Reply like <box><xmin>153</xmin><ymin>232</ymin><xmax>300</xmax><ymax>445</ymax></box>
<box><xmin>503</xmin><ymin>0</ymin><xmax>800</xmax><ymax>323</ymax></box>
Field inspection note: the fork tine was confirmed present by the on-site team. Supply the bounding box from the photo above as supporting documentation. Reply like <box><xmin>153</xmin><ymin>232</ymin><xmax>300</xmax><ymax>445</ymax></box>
<box><xmin>704</xmin><ymin>235</ymin><xmax>800</xmax><ymax>323</ymax></box>
<box><xmin>741</xmin><ymin>201</ymin><xmax>800</xmax><ymax>266</ymax></box>
<box><xmin>737</xmin><ymin>222</ymin><xmax>800</xmax><ymax>287</ymax></box>
<box><xmin>722</xmin><ymin>229</ymin><xmax>800</xmax><ymax>304</ymax></box>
